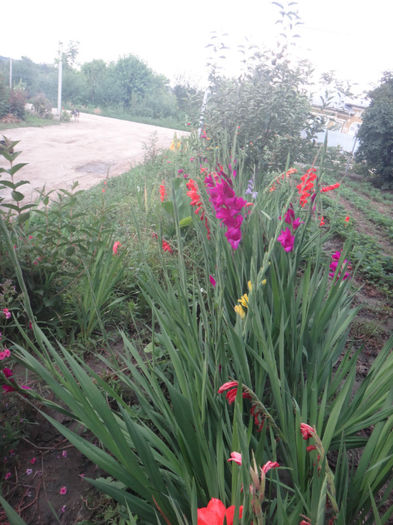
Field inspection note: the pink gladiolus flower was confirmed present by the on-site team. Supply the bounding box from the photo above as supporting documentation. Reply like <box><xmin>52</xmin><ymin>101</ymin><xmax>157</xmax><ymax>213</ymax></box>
<box><xmin>329</xmin><ymin>251</ymin><xmax>351</xmax><ymax>280</ymax></box>
<box><xmin>205</xmin><ymin>171</ymin><xmax>249</xmax><ymax>250</ymax></box>
<box><xmin>209</xmin><ymin>275</ymin><xmax>216</xmax><ymax>287</ymax></box>
<box><xmin>59</xmin><ymin>486</ymin><xmax>67</xmax><ymax>495</ymax></box>
<box><xmin>261</xmin><ymin>460</ymin><xmax>279</xmax><ymax>476</ymax></box>
<box><xmin>277</xmin><ymin>228</ymin><xmax>295</xmax><ymax>252</ymax></box>
<box><xmin>292</xmin><ymin>217</ymin><xmax>303</xmax><ymax>231</ymax></box>
<box><xmin>3</xmin><ymin>367</ymin><xmax>13</xmax><ymax>378</ymax></box>
<box><xmin>3</xmin><ymin>308</ymin><xmax>11</xmax><ymax>319</ymax></box>
<box><xmin>112</xmin><ymin>241</ymin><xmax>121</xmax><ymax>255</ymax></box>
<box><xmin>197</xmin><ymin>498</ymin><xmax>243</xmax><ymax>525</ymax></box>
<box><xmin>0</xmin><ymin>352</ymin><xmax>6</xmax><ymax>361</ymax></box>
<box><xmin>300</xmin><ymin>423</ymin><xmax>315</xmax><ymax>440</ymax></box>
<box><xmin>227</xmin><ymin>452</ymin><xmax>242</xmax><ymax>465</ymax></box>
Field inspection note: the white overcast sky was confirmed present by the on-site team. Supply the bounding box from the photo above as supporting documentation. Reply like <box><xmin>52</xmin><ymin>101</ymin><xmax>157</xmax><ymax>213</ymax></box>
<box><xmin>2</xmin><ymin>0</ymin><xmax>392</xmax><ymax>95</ymax></box>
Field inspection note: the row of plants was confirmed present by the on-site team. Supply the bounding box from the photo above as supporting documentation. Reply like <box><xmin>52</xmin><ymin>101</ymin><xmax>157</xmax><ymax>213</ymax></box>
<box><xmin>1</xmin><ymin>132</ymin><xmax>392</xmax><ymax>523</ymax></box>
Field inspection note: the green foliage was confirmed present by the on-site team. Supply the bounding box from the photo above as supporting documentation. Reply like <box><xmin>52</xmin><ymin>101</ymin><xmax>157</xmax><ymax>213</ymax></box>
<box><xmin>356</xmin><ymin>72</ymin><xmax>393</xmax><ymax>185</ymax></box>
<box><xmin>6</xmin><ymin>142</ymin><xmax>393</xmax><ymax>524</ymax></box>
<box><xmin>30</xmin><ymin>92</ymin><xmax>53</xmax><ymax>118</ymax></box>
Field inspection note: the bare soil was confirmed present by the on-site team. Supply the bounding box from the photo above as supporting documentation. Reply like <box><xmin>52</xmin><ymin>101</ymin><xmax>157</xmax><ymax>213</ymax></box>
<box><xmin>0</xmin><ymin>113</ymin><xmax>188</xmax><ymax>202</ymax></box>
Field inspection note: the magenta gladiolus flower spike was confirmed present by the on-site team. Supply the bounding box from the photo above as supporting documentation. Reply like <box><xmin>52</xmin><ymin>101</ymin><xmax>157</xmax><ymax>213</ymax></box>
<box><xmin>277</xmin><ymin>228</ymin><xmax>295</xmax><ymax>252</ymax></box>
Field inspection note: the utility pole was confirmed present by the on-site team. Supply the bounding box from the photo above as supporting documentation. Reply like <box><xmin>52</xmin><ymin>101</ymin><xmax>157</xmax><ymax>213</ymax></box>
<box><xmin>9</xmin><ymin>58</ymin><xmax>12</xmax><ymax>89</ymax></box>
<box><xmin>57</xmin><ymin>42</ymin><xmax>63</xmax><ymax>119</ymax></box>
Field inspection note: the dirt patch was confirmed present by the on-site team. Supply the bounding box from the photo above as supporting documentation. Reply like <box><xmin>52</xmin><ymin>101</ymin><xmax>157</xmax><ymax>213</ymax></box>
<box><xmin>0</xmin><ymin>113</ymin><xmax>188</xmax><ymax>203</ymax></box>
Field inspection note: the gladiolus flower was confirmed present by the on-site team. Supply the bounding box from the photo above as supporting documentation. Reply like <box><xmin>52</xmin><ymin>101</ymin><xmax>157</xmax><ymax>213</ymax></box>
<box><xmin>186</xmin><ymin>178</ymin><xmax>211</xmax><ymax>239</ymax></box>
<box><xmin>159</xmin><ymin>182</ymin><xmax>167</xmax><ymax>202</ymax></box>
<box><xmin>3</xmin><ymin>308</ymin><xmax>11</xmax><ymax>319</ymax></box>
<box><xmin>297</xmin><ymin>168</ymin><xmax>317</xmax><ymax>207</ymax></box>
<box><xmin>345</xmin><ymin>216</ymin><xmax>350</xmax><ymax>222</ymax></box>
<box><xmin>277</xmin><ymin>228</ymin><xmax>295</xmax><ymax>252</ymax></box>
<box><xmin>59</xmin><ymin>486</ymin><xmax>67</xmax><ymax>495</ymax></box>
<box><xmin>306</xmin><ymin>445</ymin><xmax>317</xmax><ymax>452</ymax></box>
<box><xmin>234</xmin><ymin>305</ymin><xmax>245</xmax><ymax>318</ymax></box>
<box><xmin>209</xmin><ymin>275</ymin><xmax>216</xmax><ymax>287</ymax></box>
<box><xmin>218</xmin><ymin>381</ymin><xmax>250</xmax><ymax>405</ymax></box>
<box><xmin>320</xmin><ymin>182</ymin><xmax>340</xmax><ymax>193</ymax></box>
<box><xmin>227</xmin><ymin>452</ymin><xmax>242</xmax><ymax>465</ymax></box>
<box><xmin>112</xmin><ymin>241</ymin><xmax>121</xmax><ymax>255</ymax></box>
<box><xmin>197</xmin><ymin>498</ymin><xmax>243</xmax><ymax>525</ymax></box>
<box><xmin>261</xmin><ymin>460</ymin><xmax>279</xmax><ymax>476</ymax></box>
<box><xmin>320</xmin><ymin>216</ymin><xmax>325</xmax><ymax>226</ymax></box>
<box><xmin>329</xmin><ymin>250</ymin><xmax>351</xmax><ymax>280</ymax></box>
<box><xmin>162</xmin><ymin>240</ymin><xmax>173</xmax><ymax>254</ymax></box>
<box><xmin>300</xmin><ymin>423</ymin><xmax>315</xmax><ymax>440</ymax></box>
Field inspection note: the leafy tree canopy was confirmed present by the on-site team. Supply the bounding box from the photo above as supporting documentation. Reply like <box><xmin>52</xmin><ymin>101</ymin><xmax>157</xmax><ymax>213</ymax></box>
<box><xmin>356</xmin><ymin>72</ymin><xmax>393</xmax><ymax>184</ymax></box>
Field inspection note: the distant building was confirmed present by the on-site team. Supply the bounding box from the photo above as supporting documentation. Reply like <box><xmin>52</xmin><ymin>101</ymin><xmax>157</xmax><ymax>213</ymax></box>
<box><xmin>310</xmin><ymin>97</ymin><xmax>368</xmax><ymax>152</ymax></box>
<box><xmin>311</xmin><ymin>101</ymin><xmax>367</xmax><ymax>136</ymax></box>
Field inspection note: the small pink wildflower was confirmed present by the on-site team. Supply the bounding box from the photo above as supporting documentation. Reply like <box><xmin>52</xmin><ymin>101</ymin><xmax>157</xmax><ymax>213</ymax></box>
<box><xmin>5</xmin><ymin>472</ymin><xmax>11</xmax><ymax>480</ymax></box>
<box><xmin>61</xmin><ymin>505</ymin><xmax>67</xmax><ymax>513</ymax></box>
<box><xmin>26</xmin><ymin>468</ymin><xmax>33</xmax><ymax>476</ymax></box>
<box><xmin>3</xmin><ymin>308</ymin><xmax>11</xmax><ymax>319</ymax></box>
<box><xmin>59</xmin><ymin>486</ymin><xmax>67</xmax><ymax>495</ymax></box>
<box><xmin>209</xmin><ymin>275</ymin><xmax>216</xmax><ymax>287</ymax></box>
<box><xmin>62</xmin><ymin>450</ymin><xmax>67</xmax><ymax>458</ymax></box>
<box><xmin>0</xmin><ymin>352</ymin><xmax>6</xmax><ymax>361</ymax></box>
<box><xmin>227</xmin><ymin>452</ymin><xmax>242</xmax><ymax>465</ymax></box>
<box><xmin>30</xmin><ymin>457</ymin><xmax>37</xmax><ymax>464</ymax></box>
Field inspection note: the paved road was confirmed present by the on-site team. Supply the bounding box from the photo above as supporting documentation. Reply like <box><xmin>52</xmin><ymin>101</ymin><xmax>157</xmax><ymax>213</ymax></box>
<box><xmin>0</xmin><ymin>113</ymin><xmax>187</xmax><ymax>202</ymax></box>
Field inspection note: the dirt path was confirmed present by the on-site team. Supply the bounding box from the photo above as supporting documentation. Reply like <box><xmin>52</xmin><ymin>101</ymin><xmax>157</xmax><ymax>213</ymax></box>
<box><xmin>0</xmin><ymin>113</ymin><xmax>188</xmax><ymax>202</ymax></box>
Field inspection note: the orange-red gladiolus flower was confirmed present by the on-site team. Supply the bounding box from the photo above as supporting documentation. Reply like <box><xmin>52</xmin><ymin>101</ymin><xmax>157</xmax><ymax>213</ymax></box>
<box><xmin>197</xmin><ymin>498</ymin><xmax>243</xmax><ymax>525</ymax></box>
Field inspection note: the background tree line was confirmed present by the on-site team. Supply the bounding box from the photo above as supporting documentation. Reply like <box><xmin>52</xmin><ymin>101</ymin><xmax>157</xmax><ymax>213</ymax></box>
<box><xmin>0</xmin><ymin>50</ymin><xmax>203</xmax><ymax>123</ymax></box>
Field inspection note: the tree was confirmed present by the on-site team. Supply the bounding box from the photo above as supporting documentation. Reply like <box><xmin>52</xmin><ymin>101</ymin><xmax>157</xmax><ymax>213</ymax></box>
<box><xmin>356</xmin><ymin>72</ymin><xmax>393</xmax><ymax>185</ymax></box>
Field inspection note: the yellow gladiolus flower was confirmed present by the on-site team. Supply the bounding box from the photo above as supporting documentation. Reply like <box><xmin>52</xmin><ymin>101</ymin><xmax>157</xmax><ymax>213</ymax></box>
<box><xmin>234</xmin><ymin>304</ymin><xmax>245</xmax><ymax>319</ymax></box>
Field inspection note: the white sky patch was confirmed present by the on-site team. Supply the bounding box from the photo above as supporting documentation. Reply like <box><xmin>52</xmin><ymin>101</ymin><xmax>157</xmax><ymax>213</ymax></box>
<box><xmin>2</xmin><ymin>0</ymin><xmax>392</xmax><ymax>94</ymax></box>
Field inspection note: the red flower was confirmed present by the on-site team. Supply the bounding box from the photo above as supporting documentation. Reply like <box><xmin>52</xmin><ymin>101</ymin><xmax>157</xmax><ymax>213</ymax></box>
<box><xmin>112</xmin><ymin>241</ymin><xmax>121</xmax><ymax>255</ymax></box>
<box><xmin>159</xmin><ymin>183</ymin><xmax>167</xmax><ymax>202</ymax></box>
<box><xmin>197</xmin><ymin>498</ymin><xmax>243</xmax><ymax>525</ymax></box>
<box><xmin>218</xmin><ymin>381</ymin><xmax>252</xmax><ymax>404</ymax></box>
<box><xmin>297</xmin><ymin>168</ymin><xmax>317</xmax><ymax>207</ymax></box>
<box><xmin>300</xmin><ymin>423</ymin><xmax>315</xmax><ymax>440</ymax></box>
<box><xmin>162</xmin><ymin>240</ymin><xmax>173</xmax><ymax>254</ymax></box>
<box><xmin>345</xmin><ymin>216</ymin><xmax>350</xmax><ymax>222</ymax></box>
<box><xmin>320</xmin><ymin>182</ymin><xmax>340</xmax><ymax>193</ymax></box>
<box><xmin>186</xmin><ymin>178</ymin><xmax>211</xmax><ymax>239</ymax></box>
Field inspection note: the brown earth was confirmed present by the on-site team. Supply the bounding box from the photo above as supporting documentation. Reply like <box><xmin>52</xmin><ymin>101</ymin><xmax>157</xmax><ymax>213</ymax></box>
<box><xmin>0</xmin><ymin>113</ymin><xmax>188</xmax><ymax>202</ymax></box>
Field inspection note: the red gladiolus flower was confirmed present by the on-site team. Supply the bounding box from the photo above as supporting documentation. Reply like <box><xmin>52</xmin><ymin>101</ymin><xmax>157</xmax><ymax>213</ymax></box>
<box><xmin>186</xmin><ymin>178</ymin><xmax>211</xmax><ymax>239</ymax></box>
<box><xmin>159</xmin><ymin>183</ymin><xmax>167</xmax><ymax>202</ymax></box>
<box><xmin>297</xmin><ymin>168</ymin><xmax>317</xmax><ymax>207</ymax></box>
<box><xmin>197</xmin><ymin>498</ymin><xmax>243</xmax><ymax>525</ymax></box>
<box><xmin>218</xmin><ymin>381</ymin><xmax>251</xmax><ymax>405</ymax></box>
<box><xmin>162</xmin><ymin>240</ymin><xmax>173</xmax><ymax>254</ymax></box>
<box><xmin>345</xmin><ymin>216</ymin><xmax>350</xmax><ymax>222</ymax></box>
<box><xmin>320</xmin><ymin>216</ymin><xmax>325</xmax><ymax>226</ymax></box>
<box><xmin>306</xmin><ymin>445</ymin><xmax>317</xmax><ymax>452</ymax></box>
<box><xmin>300</xmin><ymin>423</ymin><xmax>315</xmax><ymax>440</ymax></box>
<box><xmin>320</xmin><ymin>182</ymin><xmax>340</xmax><ymax>193</ymax></box>
<box><xmin>112</xmin><ymin>241</ymin><xmax>121</xmax><ymax>255</ymax></box>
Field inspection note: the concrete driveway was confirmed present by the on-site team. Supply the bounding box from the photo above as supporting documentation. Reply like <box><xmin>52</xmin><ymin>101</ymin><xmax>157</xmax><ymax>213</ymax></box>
<box><xmin>0</xmin><ymin>113</ymin><xmax>188</xmax><ymax>202</ymax></box>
